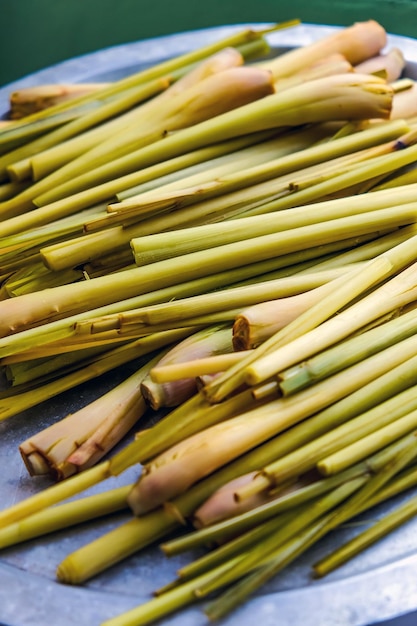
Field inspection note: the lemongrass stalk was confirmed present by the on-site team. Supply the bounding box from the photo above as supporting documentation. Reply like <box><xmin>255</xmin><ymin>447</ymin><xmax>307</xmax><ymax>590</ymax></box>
<box><xmin>56</xmin><ymin>508</ymin><xmax>180</xmax><ymax>585</ymax></box>
<box><xmin>54</xmin><ymin>442</ymin><xmax>417</xmax><ymax>589</ymax></box>
<box><xmin>129</xmin><ymin>173</ymin><xmax>413</xmax><ymax>268</ymax></box>
<box><xmin>1</xmin><ymin>331</ymin><xmax>140</xmax><ymax>362</ymax></box>
<box><xmin>1</xmin><ymin>62</ymin><xmax>275</xmax><ymax>210</ymax></box>
<box><xmin>27</xmin><ymin>72</ymin><xmax>393</xmax><ymax>210</ymax></box>
<box><xmin>8</xmin><ymin>82</ymin><xmax>111</xmax><ymax>118</ymax></box>
<box><xmin>8</xmin><ymin>79</ymin><xmax>170</xmax><ymax>182</ymax></box>
<box><xmin>234</xmin><ymin>138</ymin><xmax>417</xmax><ymax>219</ymax></box>
<box><xmin>50</xmin><ymin>435</ymin><xmax>416</xmax><ymax>596</ymax></box>
<box><xmin>0</xmin><ymin>133</ymin><xmax>273</xmax><ymax>238</ymax></box>
<box><xmin>94</xmin><ymin>120</ymin><xmax>414</xmax><ymax>209</ymax></box>
<box><xmin>115</xmin><ymin>124</ymin><xmax>331</xmax><ymax>202</ymax></box>
<box><xmin>114</xmin><ymin>132</ymin><xmax>412</xmax><ymax>229</ymax></box>
<box><xmin>0</xmin><ymin>463</ymin><xmax>111</xmax><ymax>529</ymax></box>
<box><xmin>191</xmin><ymin>471</ymin><xmax>281</xmax><ymax>529</ymax></box>
<box><xmin>140</xmin><ymin>325</ymin><xmax>233</xmax><ymax>410</ymax></box>
<box><xmin>101</xmin><ymin>122</ymin><xmax>408</xmax><ymax>227</ymax></box>
<box><xmin>109</xmin><ymin>142</ymin><xmax>392</xmax><ymax>226</ymax></box>
<box><xmin>0</xmin><ymin>252</ymin><xmax>349</xmax><ymax>361</ymax></box>
<box><xmin>2</xmin><ymin>261</ymin><xmax>83</xmax><ymax>297</ymax></box>
<box><xmin>19</xmin><ymin>353</ymin><xmax>160</xmax><ymax>480</ymax></box>
<box><xmin>279</xmin><ymin>305</ymin><xmax>417</xmax><ymax>396</ymax></box>
<box><xmin>311</xmin><ymin>433</ymin><xmax>417</xmax><ymax>543</ymax></box>
<box><xmin>0</xmin><ymin>485</ymin><xmax>131</xmax><ymax>550</ymax></box>
<box><xmin>3</xmin><ymin>207</ymin><xmax>399</xmax><ymax>341</ymax></box>
<box><xmin>0</xmin><ymin>329</ymin><xmax>192</xmax><ymax>421</ymax></box>
<box><xmin>165</xmin><ymin>462</ymin><xmax>371</xmax><ymax>554</ymax></box>
<box><xmin>51</xmin><ymin>365</ymin><xmax>402</xmax><ymax>587</ymax></box>
<box><xmin>206</xmin><ymin>232</ymin><xmax>417</xmax><ymax>402</ymax></box>
<box><xmin>4</xmin><ymin>343</ymin><xmax>113</xmax><ymax>387</ymax></box>
<box><xmin>302</xmin><ymin>384</ymin><xmax>417</xmax><ymax>479</ymax></box>
<box><xmin>261</xmin><ymin>20</ymin><xmax>387</xmax><ymax>80</ymax></box>
<box><xmin>204</xmin><ymin>334</ymin><xmax>417</xmax><ymax>506</ymax></box>
<box><xmin>53</xmin><ymin>66</ymin><xmax>274</xmax><ymax>185</ymax></box>
<box><xmin>232</xmin><ymin>278</ymin><xmax>356</xmax><ymax>350</ymax></box>
<box><xmin>204</xmin><ymin>513</ymin><xmax>332</xmax><ymax>621</ymax></box>
<box><xmin>372</xmin><ymin>164</ymin><xmax>417</xmax><ymax>191</ymax></box>
<box><xmin>150</xmin><ymin>352</ymin><xmax>250</xmax><ymax>383</ymax></box>
<box><xmin>0</xmin><ymin>205</ymin><xmax>101</xmax><ymax>264</ymax></box>
<box><xmin>27</xmin><ymin>46</ymin><xmax>246</xmax><ymax>181</ymax></box>
<box><xmin>272</xmin><ymin>53</ymin><xmax>353</xmax><ymax>92</ymax></box>
<box><xmin>390</xmin><ymin>82</ymin><xmax>417</xmax><ymax>120</ymax></box>
<box><xmin>354</xmin><ymin>47</ymin><xmax>405</xmax><ymax>82</ymax></box>
<box><xmin>169</xmin><ymin>507</ymin><xmax>299</xmax><ymax>586</ymax></box>
<box><xmin>313</xmin><ymin>483</ymin><xmax>417</xmax><ymax>577</ymax></box>
<box><xmin>244</xmin><ymin>252</ymin><xmax>417</xmax><ymax>388</ymax></box>
<box><xmin>0</xmin><ymin>108</ymin><xmax>95</xmax><ymax>167</ymax></box>
<box><xmin>1</xmin><ymin>26</ymin><xmax>271</xmax><ymax>133</ymax></box>
<box><xmin>237</xmin><ymin>350</ymin><xmax>417</xmax><ymax>499</ymax></box>
<box><xmin>206</xmin><ymin>440</ymin><xmax>417</xmax><ymax>621</ymax></box>
<box><xmin>0</xmin><ymin>179</ymin><xmax>29</xmax><ymax>201</ymax></box>
<box><xmin>87</xmin><ymin>266</ymin><xmax>357</xmax><ymax>336</ymax></box>
<box><xmin>308</xmin><ymin>223</ymin><xmax>417</xmax><ymax>271</ymax></box>
<box><xmin>317</xmin><ymin>407</ymin><xmax>417</xmax><ymax>476</ymax></box>
<box><xmin>126</xmin><ymin>333</ymin><xmax>417</xmax><ymax>516</ymax></box>
<box><xmin>31</xmin><ymin>60</ymin><xmax>269</xmax><ymax>185</ymax></box>
<box><xmin>197</xmin><ymin>476</ymin><xmax>367</xmax><ymax>600</ymax></box>
<box><xmin>109</xmin><ymin>387</ymin><xmax>264</xmax><ymax>474</ymax></box>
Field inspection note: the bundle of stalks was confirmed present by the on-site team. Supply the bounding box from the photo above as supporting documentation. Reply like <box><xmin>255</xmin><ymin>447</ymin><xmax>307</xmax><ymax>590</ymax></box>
<box><xmin>3</xmin><ymin>19</ymin><xmax>417</xmax><ymax>626</ymax></box>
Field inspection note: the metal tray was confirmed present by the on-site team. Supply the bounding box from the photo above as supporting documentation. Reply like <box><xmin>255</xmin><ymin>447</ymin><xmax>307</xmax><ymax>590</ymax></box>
<box><xmin>1</xmin><ymin>23</ymin><xmax>417</xmax><ymax>626</ymax></box>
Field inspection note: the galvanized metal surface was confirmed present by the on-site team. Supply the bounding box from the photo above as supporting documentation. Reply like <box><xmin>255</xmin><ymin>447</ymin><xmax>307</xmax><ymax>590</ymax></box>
<box><xmin>1</xmin><ymin>23</ymin><xmax>417</xmax><ymax>626</ymax></box>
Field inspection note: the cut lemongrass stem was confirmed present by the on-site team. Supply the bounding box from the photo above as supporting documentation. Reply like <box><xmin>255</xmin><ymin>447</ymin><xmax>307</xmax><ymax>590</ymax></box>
<box><xmin>205</xmin><ymin>443</ymin><xmax>417</xmax><ymax>621</ymax></box>
<box><xmin>150</xmin><ymin>352</ymin><xmax>249</xmax><ymax>383</ymax></box>
<box><xmin>115</xmin><ymin>123</ymin><xmax>333</xmax><ymax>201</ymax></box>
<box><xmin>4</xmin><ymin>78</ymin><xmax>170</xmax><ymax>182</ymax></box>
<box><xmin>0</xmin><ymin>463</ymin><xmax>111</xmax><ymax>529</ymax></box>
<box><xmin>109</xmin><ymin>387</ymin><xmax>263</xmax><ymax>474</ymax></box>
<box><xmin>114</xmin><ymin>120</ymin><xmax>408</xmax><ymax>223</ymax></box>
<box><xmin>129</xmin><ymin>180</ymin><xmax>415</xmax><ymax>268</ymax></box>
<box><xmin>313</xmin><ymin>474</ymin><xmax>417</xmax><ymax>577</ymax></box>
<box><xmin>205</xmin><ymin>231</ymin><xmax>417</xmax><ymax>403</ymax></box>
<box><xmin>126</xmin><ymin>335</ymin><xmax>417</xmax><ymax>516</ymax></box>
<box><xmin>0</xmin><ymin>252</ymin><xmax>349</xmax><ymax>361</ymax></box>
<box><xmin>233</xmin><ymin>339</ymin><xmax>417</xmax><ymax>500</ymax></box>
<box><xmin>172</xmin><ymin>507</ymin><xmax>301</xmax><ymax>587</ymax></box>
<box><xmin>45</xmin><ymin>64</ymin><xmax>275</xmax><ymax>187</ymax></box>
<box><xmin>204</xmin><ymin>514</ymin><xmax>331</xmax><ymax>621</ymax></box>
<box><xmin>0</xmin><ymin>131</ymin><xmax>274</xmax><ymax>236</ymax></box>
<box><xmin>1</xmin><ymin>26</ymin><xmax>271</xmax><ymax>130</ymax></box>
<box><xmin>162</xmin><ymin>462</ymin><xmax>371</xmax><ymax>556</ymax></box>
<box><xmin>317</xmin><ymin>407</ymin><xmax>417</xmax><ymax>476</ymax></box>
<box><xmin>244</xmin><ymin>250</ymin><xmax>417</xmax><ymax>388</ymax></box>
<box><xmin>0</xmin><ymin>329</ymin><xmax>192</xmax><ymax>421</ymax></box>
<box><xmin>197</xmin><ymin>475</ymin><xmax>367</xmax><ymax>600</ymax></box>
<box><xmin>2</xmin><ymin>207</ymin><xmax>406</xmax><ymax>341</ymax></box>
<box><xmin>19</xmin><ymin>352</ymin><xmax>161</xmax><ymax>480</ymax></box>
<box><xmin>29</xmin><ymin>72</ymin><xmax>393</xmax><ymax>210</ymax></box>
<box><xmin>86</xmin><ymin>265</ymin><xmax>357</xmax><ymax>334</ymax></box>
<box><xmin>234</xmin><ymin>137</ymin><xmax>417</xmax><ymax>219</ymax></box>
<box><xmin>0</xmin><ymin>485</ymin><xmax>131</xmax><ymax>550</ymax></box>
<box><xmin>279</xmin><ymin>304</ymin><xmax>417</xmax><ymax>396</ymax></box>
<box><xmin>309</xmin><ymin>432</ymin><xmax>417</xmax><ymax>545</ymax></box>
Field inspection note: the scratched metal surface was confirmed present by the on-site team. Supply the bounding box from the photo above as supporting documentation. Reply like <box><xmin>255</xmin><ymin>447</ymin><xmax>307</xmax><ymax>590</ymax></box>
<box><xmin>1</xmin><ymin>23</ymin><xmax>417</xmax><ymax>626</ymax></box>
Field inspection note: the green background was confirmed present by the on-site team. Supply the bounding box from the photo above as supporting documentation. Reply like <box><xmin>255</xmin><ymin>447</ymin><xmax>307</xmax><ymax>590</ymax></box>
<box><xmin>2</xmin><ymin>0</ymin><xmax>417</xmax><ymax>86</ymax></box>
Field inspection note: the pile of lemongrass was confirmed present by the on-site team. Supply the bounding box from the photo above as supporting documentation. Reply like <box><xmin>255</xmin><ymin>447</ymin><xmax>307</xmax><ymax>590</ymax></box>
<box><xmin>3</xmin><ymin>17</ymin><xmax>417</xmax><ymax>626</ymax></box>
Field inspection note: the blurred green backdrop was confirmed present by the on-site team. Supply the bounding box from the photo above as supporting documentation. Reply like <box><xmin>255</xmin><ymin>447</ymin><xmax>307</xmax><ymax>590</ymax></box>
<box><xmin>2</xmin><ymin>0</ymin><xmax>417</xmax><ymax>86</ymax></box>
